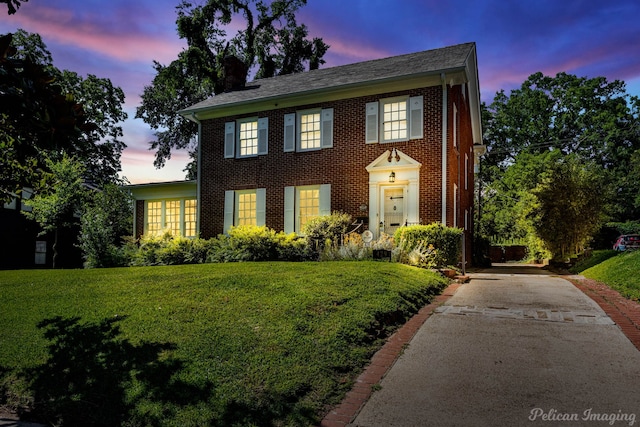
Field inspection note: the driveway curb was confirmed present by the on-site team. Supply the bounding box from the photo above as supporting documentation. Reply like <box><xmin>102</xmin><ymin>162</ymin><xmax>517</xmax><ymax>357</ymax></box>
<box><xmin>319</xmin><ymin>281</ymin><xmax>463</xmax><ymax>427</ymax></box>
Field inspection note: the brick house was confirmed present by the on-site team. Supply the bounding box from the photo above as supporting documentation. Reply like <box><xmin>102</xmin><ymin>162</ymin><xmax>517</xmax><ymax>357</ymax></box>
<box><xmin>130</xmin><ymin>42</ymin><xmax>485</xmax><ymax>262</ymax></box>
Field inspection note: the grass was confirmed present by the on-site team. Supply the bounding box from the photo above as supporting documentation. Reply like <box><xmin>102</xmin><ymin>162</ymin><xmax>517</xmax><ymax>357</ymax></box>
<box><xmin>0</xmin><ymin>261</ymin><xmax>447</xmax><ymax>426</ymax></box>
<box><xmin>580</xmin><ymin>250</ymin><xmax>640</xmax><ymax>301</ymax></box>
<box><xmin>569</xmin><ymin>249</ymin><xmax>620</xmax><ymax>274</ymax></box>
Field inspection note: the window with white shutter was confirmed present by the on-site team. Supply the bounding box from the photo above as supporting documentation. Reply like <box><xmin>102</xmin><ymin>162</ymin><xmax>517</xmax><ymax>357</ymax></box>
<box><xmin>224</xmin><ymin>188</ymin><xmax>266</xmax><ymax>233</ymax></box>
<box><xmin>369</xmin><ymin>96</ymin><xmax>424</xmax><ymax>143</ymax></box>
<box><xmin>284</xmin><ymin>184</ymin><xmax>331</xmax><ymax>233</ymax></box>
<box><xmin>287</xmin><ymin>109</ymin><xmax>333</xmax><ymax>152</ymax></box>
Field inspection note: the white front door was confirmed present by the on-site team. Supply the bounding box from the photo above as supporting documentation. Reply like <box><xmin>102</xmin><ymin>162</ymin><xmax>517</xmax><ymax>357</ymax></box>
<box><xmin>382</xmin><ymin>187</ymin><xmax>405</xmax><ymax>235</ymax></box>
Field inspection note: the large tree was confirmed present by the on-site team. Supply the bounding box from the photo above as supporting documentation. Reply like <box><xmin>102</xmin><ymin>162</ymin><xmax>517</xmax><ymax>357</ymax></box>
<box><xmin>0</xmin><ymin>30</ymin><xmax>127</xmax><ymax>200</ymax></box>
<box><xmin>480</xmin><ymin>72</ymin><xmax>640</xmax><ymax>255</ymax></box>
<box><xmin>136</xmin><ymin>0</ymin><xmax>329</xmax><ymax>174</ymax></box>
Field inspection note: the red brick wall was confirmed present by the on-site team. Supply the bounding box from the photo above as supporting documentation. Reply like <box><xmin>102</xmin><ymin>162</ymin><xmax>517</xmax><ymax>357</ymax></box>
<box><xmin>199</xmin><ymin>86</ymin><xmax>459</xmax><ymax>239</ymax></box>
<box><xmin>135</xmin><ymin>200</ymin><xmax>144</xmax><ymax>239</ymax></box>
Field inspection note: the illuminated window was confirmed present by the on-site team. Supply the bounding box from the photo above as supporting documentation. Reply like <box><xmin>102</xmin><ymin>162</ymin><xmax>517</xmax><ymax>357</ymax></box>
<box><xmin>145</xmin><ymin>199</ymin><xmax>197</xmax><ymax>237</ymax></box>
<box><xmin>239</xmin><ymin>119</ymin><xmax>258</xmax><ymax>157</ymax></box>
<box><xmin>298</xmin><ymin>187</ymin><xmax>320</xmax><ymax>230</ymax></box>
<box><xmin>184</xmin><ymin>199</ymin><xmax>197</xmax><ymax>237</ymax></box>
<box><xmin>165</xmin><ymin>200</ymin><xmax>181</xmax><ymax>235</ymax></box>
<box><xmin>382</xmin><ymin>99</ymin><xmax>407</xmax><ymax>142</ymax></box>
<box><xmin>147</xmin><ymin>201</ymin><xmax>162</xmax><ymax>235</ymax></box>
<box><xmin>299</xmin><ymin>111</ymin><xmax>321</xmax><ymax>150</ymax></box>
<box><xmin>236</xmin><ymin>190</ymin><xmax>257</xmax><ymax>226</ymax></box>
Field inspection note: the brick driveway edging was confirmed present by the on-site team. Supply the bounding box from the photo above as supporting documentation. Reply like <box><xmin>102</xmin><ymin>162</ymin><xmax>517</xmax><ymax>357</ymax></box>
<box><xmin>320</xmin><ymin>275</ymin><xmax>640</xmax><ymax>427</ymax></box>
<box><xmin>319</xmin><ymin>281</ymin><xmax>463</xmax><ymax>427</ymax></box>
<box><xmin>569</xmin><ymin>277</ymin><xmax>640</xmax><ymax>351</ymax></box>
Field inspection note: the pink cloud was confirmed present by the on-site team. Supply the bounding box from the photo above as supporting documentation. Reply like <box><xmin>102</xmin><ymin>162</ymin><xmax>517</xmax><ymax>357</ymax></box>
<box><xmin>6</xmin><ymin>5</ymin><xmax>184</xmax><ymax>64</ymax></box>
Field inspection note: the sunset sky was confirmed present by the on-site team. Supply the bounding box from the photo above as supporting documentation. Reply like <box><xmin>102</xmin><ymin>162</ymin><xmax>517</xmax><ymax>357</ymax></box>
<box><xmin>2</xmin><ymin>0</ymin><xmax>639</xmax><ymax>184</ymax></box>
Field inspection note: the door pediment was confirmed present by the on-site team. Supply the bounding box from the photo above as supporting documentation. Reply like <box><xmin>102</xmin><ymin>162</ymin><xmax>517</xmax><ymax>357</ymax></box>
<box><xmin>366</xmin><ymin>149</ymin><xmax>422</xmax><ymax>173</ymax></box>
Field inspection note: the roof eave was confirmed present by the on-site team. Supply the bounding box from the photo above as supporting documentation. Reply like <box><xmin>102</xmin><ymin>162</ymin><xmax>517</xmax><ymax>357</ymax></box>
<box><xmin>180</xmin><ymin>67</ymin><xmax>470</xmax><ymax>121</ymax></box>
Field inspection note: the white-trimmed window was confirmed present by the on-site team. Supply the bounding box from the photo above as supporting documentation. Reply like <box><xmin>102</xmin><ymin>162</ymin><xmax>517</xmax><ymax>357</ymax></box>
<box><xmin>145</xmin><ymin>199</ymin><xmax>198</xmax><ymax>237</ymax></box>
<box><xmin>146</xmin><ymin>201</ymin><xmax>162</xmax><ymax>235</ymax></box>
<box><xmin>184</xmin><ymin>199</ymin><xmax>197</xmax><ymax>237</ymax></box>
<box><xmin>283</xmin><ymin>109</ymin><xmax>333</xmax><ymax>152</ymax></box>
<box><xmin>366</xmin><ymin>96</ymin><xmax>423</xmax><ymax>143</ymax></box>
<box><xmin>382</xmin><ymin>98</ymin><xmax>407</xmax><ymax>142</ymax></box>
<box><xmin>224</xmin><ymin>117</ymin><xmax>268</xmax><ymax>158</ymax></box>
<box><xmin>223</xmin><ymin>188</ymin><xmax>266</xmax><ymax>232</ymax></box>
<box><xmin>239</xmin><ymin>118</ymin><xmax>259</xmax><ymax>156</ymax></box>
<box><xmin>283</xmin><ymin>184</ymin><xmax>331</xmax><ymax>233</ymax></box>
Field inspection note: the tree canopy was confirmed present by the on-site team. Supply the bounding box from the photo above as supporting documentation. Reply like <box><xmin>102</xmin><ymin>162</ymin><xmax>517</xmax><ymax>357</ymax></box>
<box><xmin>0</xmin><ymin>30</ymin><xmax>127</xmax><ymax>201</ymax></box>
<box><xmin>480</xmin><ymin>72</ymin><xmax>640</xmax><ymax>260</ymax></box>
<box><xmin>136</xmin><ymin>0</ymin><xmax>329</xmax><ymax>174</ymax></box>
<box><xmin>1</xmin><ymin>0</ymin><xmax>27</xmax><ymax>15</ymax></box>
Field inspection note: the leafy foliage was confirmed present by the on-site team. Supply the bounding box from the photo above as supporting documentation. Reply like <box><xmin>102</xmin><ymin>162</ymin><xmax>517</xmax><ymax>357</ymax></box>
<box><xmin>302</xmin><ymin>211</ymin><xmax>353</xmax><ymax>255</ymax></box>
<box><xmin>136</xmin><ymin>0</ymin><xmax>329</xmax><ymax>172</ymax></box>
<box><xmin>0</xmin><ymin>30</ymin><xmax>127</xmax><ymax>199</ymax></box>
<box><xmin>23</xmin><ymin>156</ymin><xmax>89</xmax><ymax>268</ymax></box>
<box><xmin>480</xmin><ymin>72</ymin><xmax>640</xmax><ymax>258</ymax></box>
<box><xmin>394</xmin><ymin>223</ymin><xmax>463</xmax><ymax>268</ymax></box>
<box><xmin>525</xmin><ymin>155</ymin><xmax>609</xmax><ymax>260</ymax></box>
<box><xmin>79</xmin><ymin>184</ymin><xmax>133</xmax><ymax>268</ymax></box>
<box><xmin>0</xmin><ymin>0</ymin><xmax>27</xmax><ymax>15</ymax></box>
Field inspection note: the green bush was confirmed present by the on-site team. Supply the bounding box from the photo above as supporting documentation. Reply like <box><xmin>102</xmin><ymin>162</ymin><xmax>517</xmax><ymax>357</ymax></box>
<box><xmin>394</xmin><ymin>223</ymin><xmax>462</xmax><ymax>268</ymax></box>
<box><xmin>207</xmin><ymin>225</ymin><xmax>312</xmax><ymax>262</ymax></box>
<box><xmin>128</xmin><ymin>231</ymin><xmax>211</xmax><ymax>266</ymax></box>
<box><xmin>303</xmin><ymin>212</ymin><xmax>352</xmax><ymax>255</ymax></box>
<box><xmin>208</xmin><ymin>225</ymin><xmax>280</xmax><ymax>262</ymax></box>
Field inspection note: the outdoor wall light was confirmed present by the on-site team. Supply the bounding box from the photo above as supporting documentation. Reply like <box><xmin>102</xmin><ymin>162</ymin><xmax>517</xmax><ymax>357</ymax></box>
<box><xmin>389</xmin><ymin>171</ymin><xmax>396</xmax><ymax>183</ymax></box>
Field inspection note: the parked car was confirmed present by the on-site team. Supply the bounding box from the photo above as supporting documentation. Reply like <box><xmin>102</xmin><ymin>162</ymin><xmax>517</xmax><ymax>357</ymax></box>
<box><xmin>613</xmin><ymin>234</ymin><xmax>640</xmax><ymax>251</ymax></box>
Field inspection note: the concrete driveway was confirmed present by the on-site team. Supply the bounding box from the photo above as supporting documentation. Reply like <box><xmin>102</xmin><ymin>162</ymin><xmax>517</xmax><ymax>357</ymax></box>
<box><xmin>351</xmin><ymin>264</ymin><xmax>640</xmax><ymax>427</ymax></box>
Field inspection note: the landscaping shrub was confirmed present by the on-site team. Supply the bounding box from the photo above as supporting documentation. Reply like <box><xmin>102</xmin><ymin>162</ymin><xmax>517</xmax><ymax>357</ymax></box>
<box><xmin>302</xmin><ymin>212</ymin><xmax>352</xmax><ymax>255</ymax></box>
<box><xmin>207</xmin><ymin>225</ymin><xmax>280</xmax><ymax>262</ymax></box>
<box><xmin>394</xmin><ymin>223</ymin><xmax>462</xmax><ymax>267</ymax></box>
<box><xmin>321</xmin><ymin>233</ymin><xmax>372</xmax><ymax>261</ymax></box>
<box><xmin>128</xmin><ymin>231</ymin><xmax>211</xmax><ymax>266</ymax></box>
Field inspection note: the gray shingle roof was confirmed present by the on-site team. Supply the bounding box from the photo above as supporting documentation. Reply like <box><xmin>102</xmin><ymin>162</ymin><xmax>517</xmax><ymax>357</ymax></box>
<box><xmin>181</xmin><ymin>42</ymin><xmax>476</xmax><ymax>114</ymax></box>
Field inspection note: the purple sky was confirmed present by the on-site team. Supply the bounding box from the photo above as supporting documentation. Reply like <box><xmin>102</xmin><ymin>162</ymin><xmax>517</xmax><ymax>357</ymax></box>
<box><xmin>2</xmin><ymin>0</ymin><xmax>639</xmax><ymax>184</ymax></box>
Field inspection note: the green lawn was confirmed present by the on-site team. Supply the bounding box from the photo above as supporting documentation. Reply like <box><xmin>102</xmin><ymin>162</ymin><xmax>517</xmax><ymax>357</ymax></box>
<box><xmin>581</xmin><ymin>250</ymin><xmax>640</xmax><ymax>301</ymax></box>
<box><xmin>0</xmin><ymin>261</ymin><xmax>447</xmax><ymax>426</ymax></box>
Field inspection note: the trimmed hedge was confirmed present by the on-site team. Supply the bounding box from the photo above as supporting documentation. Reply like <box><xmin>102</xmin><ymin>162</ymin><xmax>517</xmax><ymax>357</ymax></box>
<box><xmin>394</xmin><ymin>223</ymin><xmax>462</xmax><ymax>268</ymax></box>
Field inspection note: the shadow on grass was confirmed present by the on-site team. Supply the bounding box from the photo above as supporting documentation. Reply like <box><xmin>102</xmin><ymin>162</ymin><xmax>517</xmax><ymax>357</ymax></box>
<box><xmin>18</xmin><ymin>315</ymin><xmax>213</xmax><ymax>426</ymax></box>
<box><xmin>4</xmin><ymin>316</ymin><xmax>321</xmax><ymax>426</ymax></box>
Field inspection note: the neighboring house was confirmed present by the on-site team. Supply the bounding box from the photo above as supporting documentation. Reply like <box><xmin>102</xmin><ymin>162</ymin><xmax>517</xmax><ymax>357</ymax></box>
<box><xmin>131</xmin><ymin>42</ymin><xmax>485</xmax><ymax>263</ymax></box>
<box><xmin>1</xmin><ymin>189</ymin><xmax>82</xmax><ymax>269</ymax></box>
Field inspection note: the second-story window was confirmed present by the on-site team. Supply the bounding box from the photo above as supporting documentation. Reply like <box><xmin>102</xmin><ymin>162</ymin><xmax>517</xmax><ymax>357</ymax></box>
<box><xmin>224</xmin><ymin>117</ymin><xmax>268</xmax><ymax>158</ymax></box>
<box><xmin>239</xmin><ymin>119</ymin><xmax>259</xmax><ymax>156</ymax></box>
<box><xmin>299</xmin><ymin>111</ymin><xmax>322</xmax><ymax>150</ymax></box>
<box><xmin>382</xmin><ymin>99</ymin><xmax>408</xmax><ymax>142</ymax></box>
<box><xmin>283</xmin><ymin>108</ymin><xmax>333</xmax><ymax>152</ymax></box>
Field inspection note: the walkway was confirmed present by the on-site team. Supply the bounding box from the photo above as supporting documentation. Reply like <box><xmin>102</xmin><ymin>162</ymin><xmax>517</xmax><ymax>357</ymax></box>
<box><xmin>322</xmin><ymin>264</ymin><xmax>640</xmax><ymax>427</ymax></box>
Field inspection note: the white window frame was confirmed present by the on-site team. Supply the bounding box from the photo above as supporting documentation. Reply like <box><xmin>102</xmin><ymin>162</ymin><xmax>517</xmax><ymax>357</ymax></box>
<box><xmin>284</xmin><ymin>108</ymin><xmax>333</xmax><ymax>153</ymax></box>
<box><xmin>283</xmin><ymin>184</ymin><xmax>331</xmax><ymax>233</ymax></box>
<box><xmin>144</xmin><ymin>199</ymin><xmax>198</xmax><ymax>237</ymax></box>
<box><xmin>225</xmin><ymin>117</ymin><xmax>268</xmax><ymax>159</ymax></box>
<box><xmin>237</xmin><ymin>117</ymin><xmax>259</xmax><ymax>158</ymax></box>
<box><xmin>366</xmin><ymin>95</ymin><xmax>423</xmax><ymax>144</ymax></box>
<box><xmin>223</xmin><ymin>188</ymin><xmax>266</xmax><ymax>233</ymax></box>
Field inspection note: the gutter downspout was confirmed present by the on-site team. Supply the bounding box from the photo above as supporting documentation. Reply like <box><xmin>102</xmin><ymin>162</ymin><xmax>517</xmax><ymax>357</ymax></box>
<box><xmin>191</xmin><ymin>113</ymin><xmax>202</xmax><ymax>237</ymax></box>
<box><xmin>441</xmin><ymin>73</ymin><xmax>448</xmax><ymax>225</ymax></box>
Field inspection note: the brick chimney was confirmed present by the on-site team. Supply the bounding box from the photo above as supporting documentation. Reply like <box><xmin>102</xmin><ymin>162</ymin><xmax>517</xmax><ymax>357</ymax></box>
<box><xmin>222</xmin><ymin>55</ymin><xmax>249</xmax><ymax>92</ymax></box>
